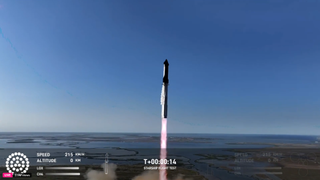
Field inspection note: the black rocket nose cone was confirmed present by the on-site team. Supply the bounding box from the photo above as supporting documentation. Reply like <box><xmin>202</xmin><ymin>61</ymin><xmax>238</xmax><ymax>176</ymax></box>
<box><xmin>164</xmin><ymin>59</ymin><xmax>169</xmax><ymax>65</ymax></box>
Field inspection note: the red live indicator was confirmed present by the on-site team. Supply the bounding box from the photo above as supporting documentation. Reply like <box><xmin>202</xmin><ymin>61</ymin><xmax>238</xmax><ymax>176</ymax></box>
<box><xmin>2</xmin><ymin>173</ymin><xmax>13</xmax><ymax>178</ymax></box>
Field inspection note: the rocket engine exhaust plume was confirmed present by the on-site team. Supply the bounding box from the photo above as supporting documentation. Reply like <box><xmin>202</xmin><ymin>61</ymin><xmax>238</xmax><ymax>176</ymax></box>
<box><xmin>160</xmin><ymin>118</ymin><xmax>168</xmax><ymax>180</ymax></box>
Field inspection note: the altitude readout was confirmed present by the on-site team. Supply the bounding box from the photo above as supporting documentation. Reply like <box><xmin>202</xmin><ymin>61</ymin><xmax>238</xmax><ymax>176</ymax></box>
<box><xmin>144</xmin><ymin>159</ymin><xmax>176</xmax><ymax>165</ymax></box>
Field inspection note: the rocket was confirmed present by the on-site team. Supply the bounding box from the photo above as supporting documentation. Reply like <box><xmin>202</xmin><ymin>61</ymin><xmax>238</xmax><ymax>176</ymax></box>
<box><xmin>161</xmin><ymin>59</ymin><xmax>169</xmax><ymax>118</ymax></box>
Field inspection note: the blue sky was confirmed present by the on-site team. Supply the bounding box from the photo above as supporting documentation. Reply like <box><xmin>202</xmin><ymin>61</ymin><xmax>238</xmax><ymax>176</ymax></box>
<box><xmin>0</xmin><ymin>0</ymin><xmax>319</xmax><ymax>134</ymax></box>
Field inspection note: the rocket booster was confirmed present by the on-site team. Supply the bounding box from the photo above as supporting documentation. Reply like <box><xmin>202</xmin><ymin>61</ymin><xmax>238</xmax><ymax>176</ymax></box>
<box><xmin>161</xmin><ymin>59</ymin><xmax>169</xmax><ymax>118</ymax></box>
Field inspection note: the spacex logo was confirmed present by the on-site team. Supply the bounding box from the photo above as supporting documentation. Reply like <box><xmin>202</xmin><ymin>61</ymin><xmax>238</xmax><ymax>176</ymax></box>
<box><xmin>5</xmin><ymin>152</ymin><xmax>30</xmax><ymax>174</ymax></box>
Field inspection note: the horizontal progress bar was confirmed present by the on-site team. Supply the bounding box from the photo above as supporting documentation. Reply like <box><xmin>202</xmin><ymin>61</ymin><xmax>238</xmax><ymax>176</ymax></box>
<box><xmin>45</xmin><ymin>167</ymin><xmax>79</xmax><ymax>170</ymax></box>
<box><xmin>242</xmin><ymin>167</ymin><xmax>282</xmax><ymax>170</ymax></box>
<box><xmin>251</xmin><ymin>172</ymin><xmax>283</xmax><ymax>175</ymax></box>
<box><xmin>234</xmin><ymin>172</ymin><xmax>283</xmax><ymax>175</ymax></box>
<box><xmin>45</xmin><ymin>173</ymin><xmax>81</xmax><ymax>176</ymax></box>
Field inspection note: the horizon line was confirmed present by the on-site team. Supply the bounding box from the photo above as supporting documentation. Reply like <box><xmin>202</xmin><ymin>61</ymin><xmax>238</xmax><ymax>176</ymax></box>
<box><xmin>0</xmin><ymin>131</ymin><xmax>319</xmax><ymax>136</ymax></box>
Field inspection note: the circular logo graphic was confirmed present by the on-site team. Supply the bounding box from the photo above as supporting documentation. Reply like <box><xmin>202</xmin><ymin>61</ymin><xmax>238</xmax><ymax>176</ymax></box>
<box><xmin>5</xmin><ymin>152</ymin><xmax>29</xmax><ymax>174</ymax></box>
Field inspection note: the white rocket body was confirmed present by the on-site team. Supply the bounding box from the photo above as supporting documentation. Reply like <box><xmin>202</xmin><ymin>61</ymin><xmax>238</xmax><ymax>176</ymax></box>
<box><xmin>161</xmin><ymin>60</ymin><xmax>169</xmax><ymax>118</ymax></box>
